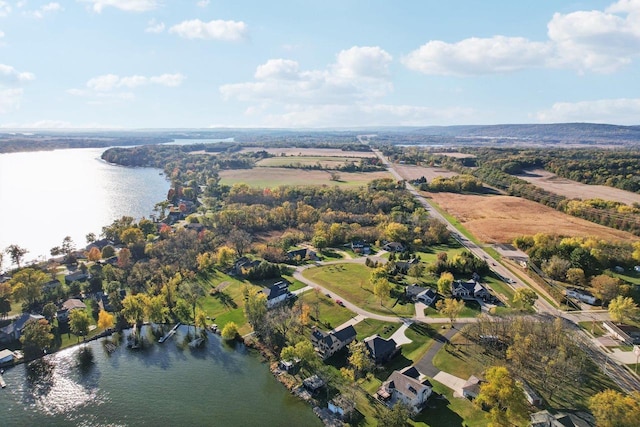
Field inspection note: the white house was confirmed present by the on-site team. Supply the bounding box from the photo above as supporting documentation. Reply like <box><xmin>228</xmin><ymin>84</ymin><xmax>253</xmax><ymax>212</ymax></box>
<box><xmin>565</xmin><ymin>288</ymin><xmax>597</xmax><ymax>305</ymax></box>
<box><xmin>377</xmin><ymin>366</ymin><xmax>432</xmax><ymax>414</ymax></box>
<box><xmin>262</xmin><ymin>281</ymin><xmax>291</xmax><ymax>309</ymax></box>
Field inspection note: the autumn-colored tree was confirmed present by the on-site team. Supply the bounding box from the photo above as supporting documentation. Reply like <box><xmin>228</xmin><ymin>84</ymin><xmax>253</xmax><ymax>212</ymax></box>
<box><xmin>373</xmin><ymin>277</ymin><xmax>392</xmax><ymax>306</ymax></box>
<box><xmin>195</xmin><ymin>309</ymin><xmax>208</xmax><ymax>335</ymax></box>
<box><xmin>117</xmin><ymin>247</ymin><xmax>132</xmax><ymax>268</ymax></box>
<box><xmin>589</xmin><ymin>389</ymin><xmax>640</xmax><ymax>427</ymax></box>
<box><xmin>87</xmin><ymin>246</ymin><xmax>102</xmax><ymax>262</ymax></box>
<box><xmin>608</xmin><ymin>296</ymin><xmax>639</xmax><ymax>323</ymax></box>
<box><xmin>348</xmin><ymin>340</ymin><xmax>374</xmax><ymax>378</ymax></box>
<box><xmin>69</xmin><ymin>309</ymin><xmax>92</xmax><ymax>342</ymax></box>
<box><xmin>9</xmin><ymin>267</ymin><xmax>48</xmax><ymax>306</ymax></box>
<box><xmin>384</xmin><ymin>222</ymin><xmax>409</xmax><ymax>243</ymax></box>
<box><xmin>244</xmin><ymin>288</ymin><xmax>267</xmax><ymax>332</ymax></box>
<box><xmin>196</xmin><ymin>251</ymin><xmax>216</xmax><ymax>272</ymax></box>
<box><xmin>121</xmin><ymin>293</ymin><xmax>149</xmax><ymax>330</ymax></box>
<box><xmin>513</xmin><ymin>288</ymin><xmax>538</xmax><ymax>311</ymax></box>
<box><xmin>121</xmin><ymin>227</ymin><xmax>144</xmax><ymax>245</ymax></box>
<box><xmin>475</xmin><ymin>366</ymin><xmax>528</xmax><ymax>427</ymax></box>
<box><xmin>591</xmin><ymin>274</ymin><xmax>621</xmax><ymax>305</ymax></box>
<box><xmin>97</xmin><ymin>309</ymin><xmax>115</xmax><ymax>330</ymax></box>
<box><xmin>436</xmin><ymin>298</ymin><xmax>465</xmax><ymax>324</ymax></box>
<box><xmin>437</xmin><ymin>271</ymin><xmax>454</xmax><ymax>295</ymax></box>
<box><xmin>215</xmin><ymin>245</ymin><xmax>236</xmax><ymax>269</ymax></box>
<box><xmin>566</xmin><ymin>267</ymin><xmax>586</xmax><ymax>287</ymax></box>
<box><xmin>299</xmin><ymin>303</ymin><xmax>311</xmax><ymax>326</ymax></box>
<box><xmin>20</xmin><ymin>319</ymin><xmax>53</xmax><ymax>357</ymax></box>
<box><xmin>221</xmin><ymin>321</ymin><xmax>239</xmax><ymax>341</ymax></box>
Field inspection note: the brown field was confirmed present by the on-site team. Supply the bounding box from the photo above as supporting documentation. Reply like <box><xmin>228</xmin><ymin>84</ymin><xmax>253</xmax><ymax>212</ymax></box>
<box><xmin>518</xmin><ymin>169</ymin><xmax>640</xmax><ymax>205</ymax></box>
<box><xmin>432</xmin><ymin>152</ymin><xmax>476</xmax><ymax>158</ymax></box>
<box><xmin>219</xmin><ymin>167</ymin><xmax>391</xmax><ymax>188</ymax></box>
<box><xmin>393</xmin><ymin>164</ymin><xmax>459</xmax><ymax>181</ymax></box>
<box><xmin>239</xmin><ymin>147</ymin><xmax>376</xmax><ymax>158</ymax></box>
<box><xmin>426</xmin><ymin>192</ymin><xmax>639</xmax><ymax>243</ymax></box>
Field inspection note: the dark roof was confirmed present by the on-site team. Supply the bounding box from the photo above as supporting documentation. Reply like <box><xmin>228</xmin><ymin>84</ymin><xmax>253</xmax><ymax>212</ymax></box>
<box><xmin>263</xmin><ymin>281</ymin><xmax>290</xmax><ymax>301</ymax></box>
<box><xmin>406</xmin><ymin>285</ymin><xmax>429</xmax><ymax>298</ymax></box>
<box><xmin>86</xmin><ymin>239</ymin><xmax>114</xmax><ymax>250</ymax></box>
<box><xmin>287</xmin><ymin>248</ymin><xmax>316</xmax><ymax>259</ymax></box>
<box><xmin>333</xmin><ymin>325</ymin><xmax>356</xmax><ymax>342</ymax></box>
<box><xmin>312</xmin><ymin>324</ymin><xmax>357</xmax><ymax>348</ymax></box>
<box><xmin>364</xmin><ymin>335</ymin><xmax>398</xmax><ymax>362</ymax></box>
<box><xmin>0</xmin><ymin>313</ymin><xmax>44</xmax><ymax>336</ymax></box>
<box><xmin>384</xmin><ymin>242</ymin><xmax>405</xmax><ymax>251</ymax></box>
<box><xmin>65</xmin><ymin>271</ymin><xmax>89</xmax><ymax>283</ymax></box>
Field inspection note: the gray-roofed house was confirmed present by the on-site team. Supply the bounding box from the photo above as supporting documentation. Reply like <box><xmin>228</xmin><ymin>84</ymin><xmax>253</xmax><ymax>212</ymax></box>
<box><xmin>376</xmin><ymin>366</ymin><xmax>433</xmax><ymax>414</ymax></box>
<box><xmin>451</xmin><ymin>279</ymin><xmax>490</xmax><ymax>301</ymax></box>
<box><xmin>286</xmin><ymin>248</ymin><xmax>318</xmax><ymax>262</ymax></box>
<box><xmin>405</xmin><ymin>285</ymin><xmax>438</xmax><ymax>306</ymax></box>
<box><xmin>364</xmin><ymin>334</ymin><xmax>399</xmax><ymax>364</ymax></box>
<box><xmin>0</xmin><ymin>313</ymin><xmax>45</xmax><ymax>343</ymax></box>
<box><xmin>530</xmin><ymin>410</ymin><xmax>594</xmax><ymax>427</ymax></box>
<box><xmin>383</xmin><ymin>242</ymin><xmax>405</xmax><ymax>252</ymax></box>
<box><xmin>64</xmin><ymin>270</ymin><xmax>89</xmax><ymax>285</ymax></box>
<box><xmin>57</xmin><ymin>298</ymin><xmax>87</xmax><ymax>321</ymax></box>
<box><xmin>311</xmin><ymin>325</ymin><xmax>357</xmax><ymax>360</ymax></box>
<box><xmin>262</xmin><ymin>281</ymin><xmax>292</xmax><ymax>309</ymax></box>
<box><xmin>461</xmin><ymin>375</ymin><xmax>482</xmax><ymax>399</ymax></box>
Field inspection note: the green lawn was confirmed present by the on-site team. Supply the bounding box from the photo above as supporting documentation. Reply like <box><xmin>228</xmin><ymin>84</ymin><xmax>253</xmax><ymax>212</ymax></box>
<box><xmin>578</xmin><ymin>321</ymin><xmax>606</xmax><ymax>337</ymax></box>
<box><xmin>256</xmin><ymin>156</ymin><xmax>366</xmax><ymax>168</ymax></box>
<box><xmin>415</xmin><ymin>244</ymin><xmax>465</xmax><ymax>264</ymax></box>
<box><xmin>607</xmin><ymin>269</ymin><xmax>640</xmax><ymax>285</ymax></box>
<box><xmin>424</xmin><ymin>299</ymin><xmax>482</xmax><ymax>318</ymax></box>
<box><xmin>411</xmin><ymin>380</ymin><xmax>489</xmax><ymax>427</ymax></box>
<box><xmin>297</xmin><ymin>289</ymin><xmax>354</xmax><ymax>330</ymax></box>
<box><xmin>301</xmin><ymin>263</ymin><xmax>414</xmax><ymax>317</ymax></box>
<box><xmin>197</xmin><ymin>271</ymin><xmax>255</xmax><ymax>334</ymax></box>
<box><xmin>354</xmin><ymin>318</ymin><xmax>399</xmax><ymax>341</ymax></box>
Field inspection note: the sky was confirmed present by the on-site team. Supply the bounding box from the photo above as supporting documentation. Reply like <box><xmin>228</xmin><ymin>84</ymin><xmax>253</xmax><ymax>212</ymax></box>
<box><xmin>1</xmin><ymin>0</ymin><xmax>639</xmax><ymax>129</ymax></box>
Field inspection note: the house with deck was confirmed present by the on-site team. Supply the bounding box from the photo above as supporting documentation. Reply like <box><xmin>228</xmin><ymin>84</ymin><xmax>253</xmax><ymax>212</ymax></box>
<box><xmin>377</xmin><ymin>366</ymin><xmax>432</xmax><ymax>414</ymax></box>
<box><xmin>311</xmin><ymin>325</ymin><xmax>357</xmax><ymax>360</ymax></box>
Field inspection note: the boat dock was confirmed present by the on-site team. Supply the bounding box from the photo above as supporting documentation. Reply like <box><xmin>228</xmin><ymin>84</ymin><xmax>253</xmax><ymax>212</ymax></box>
<box><xmin>0</xmin><ymin>373</ymin><xmax>6</xmax><ymax>388</ymax></box>
<box><xmin>158</xmin><ymin>322</ymin><xmax>181</xmax><ymax>343</ymax></box>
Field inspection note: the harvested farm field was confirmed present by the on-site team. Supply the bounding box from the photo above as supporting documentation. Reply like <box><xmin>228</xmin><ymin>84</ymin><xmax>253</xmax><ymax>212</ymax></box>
<box><xmin>518</xmin><ymin>169</ymin><xmax>640</xmax><ymax>205</ymax></box>
<box><xmin>219</xmin><ymin>167</ymin><xmax>391</xmax><ymax>188</ymax></box>
<box><xmin>426</xmin><ymin>192</ymin><xmax>639</xmax><ymax>243</ymax></box>
<box><xmin>240</xmin><ymin>147</ymin><xmax>376</xmax><ymax>158</ymax></box>
<box><xmin>393</xmin><ymin>164</ymin><xmax>459</xmax><ymax>181</ymax></box>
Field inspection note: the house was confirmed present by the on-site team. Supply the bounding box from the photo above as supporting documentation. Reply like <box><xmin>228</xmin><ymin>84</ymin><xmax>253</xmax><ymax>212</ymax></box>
<box><xmin>232</xmin><ymin>257</ymin><xmax>261</xmax><ymax>275</ymax></box>
<box><xmin>328</xmin><ymin>395</ymin><xmax>355</xmax><ymax>420</ymax></box>
<box><xmin>406</xmin><ymin>285</ymin><xmax>438</xmax><ymax>306</ymax></box>
<box><xmin>302</xmin><ymin>374</ymin><xmax>326</xmax><ymax>394</ymax></box>
<box><xmin>393</xmin><ymin>258</ymin><xmax>418</xmax><ymax>275</ymax></box>
<box><xmin>0</xmin><ymin>348</ymin><xmax>16</xmax><ymax>364</ymax></box>
<box><xmin>64</xmin><ymin>270</ymin><xmax>89</xmax><ymax>285</ymax></box>
<box><xmin>451</xmin><ymin>280</ymin><xmax>490</xmax><ymax>301</ymax></box>
<box><xmin>383</xmin><ymin>242</ymin><xmax>405</xmax><ymax>253</ymax></box>
<box><xmin>0</xmin><ymin>313</ymin><xmax>45</xmax><ymax>343</ymax></box>
<box><xmin>603</xmin><ymin>321</ymin><xmax>640</xmax><ymax>345</ymax></box>
<box><xmin>95</xmin><ymin>291</ymin><xmax>113</xmax><ymax>312</ymax></box>
<box><xmin>364</xmin><ymin>334</ymin><xmax>399</xmax><ymax>364</ymax></box>
<box><xmin>86</xmin><ymin>238</ymin><xmax>114</xmax><ymax>252</ymax></box>
<box><xmin>565</xmin><ymin>288</ymin><xmax>597</xmax><ymax>305</ymax></box>
<box><xmin>461</xmin><ymin>375</ymin><xmax>482</xmax><ymax>399</ymax></box>
<box><xmin>286</xmin><ymin>248</ymin><xmax>318</xmax><ymax>262</ymax></box>
<box><xmin>377</xmin><ymin>366</ymin><xmax>433</xmax><ymax>414</ymax></box>
<box><xmin>351</xmin><ymin>241</ymin><xmax>371</xmax><ymax>255</ymax></box>
<box><xmin>311</xmin><ymin>325</ymin><xmax>357</xmax><ymax>360</ymax></box>
<box><xmin>278</xmin><ymin>358</ymin><xmax>299</xmax><ymax>373</ymax></box>
<box><xmin>57</xmin><ymin>298</ymin><xmax>87</xmax><ymax>321</ymax></box>
<box><xmin>530</xmin><ymin>410</ymin><xmax>593</xmax><ymax>427</ymax></box>
<box><xmin>262</xmin><ymin>281</ymin><xmax>292</xmax><ymax>309</ymax></box>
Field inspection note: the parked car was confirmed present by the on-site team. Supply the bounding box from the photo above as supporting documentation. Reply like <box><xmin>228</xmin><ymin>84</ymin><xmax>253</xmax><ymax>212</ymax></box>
<box><xmin>336</xmin><ymin>300</ymin><xmax>344</xmax><ymax>307</ymax></box>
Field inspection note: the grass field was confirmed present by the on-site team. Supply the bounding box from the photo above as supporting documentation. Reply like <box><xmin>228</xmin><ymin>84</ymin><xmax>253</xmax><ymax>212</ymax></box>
<box><xmin>240</xmin><ymin>147</ymin><xmax>377</xmax><ymax>158</ymax></box>
<box><xmin>301</xmin><ymin>263</ymin><xmax>415</xmax><ymax>317</ymax></box>
<box><xmin>426</xmin><ymin>192</ymin><xmax>638</xmax><ymax>243</ymax></box>
<box><xmin>256</xmin><ymin>156</ymin><xmax>368</xmax><ymax>168</ymax></box>
<box><xmin>297</xmin><ymin>289</ymin><xmax>354</xmax><ymax>330</ymax></box>
<box><xmin>353</xmin><ymin>318</ymin><xmax>399</xmax><ymax>341</ymax></box>
<box><xmin>219</xmin><ymin>167</ymin><xmax>391</xmax><ymax>188</ymax></box>
<box><xmin>393</xmin><ymin>163</ymin><xmax>459</xmax><ymax>181</ymax></box>
<box><xmin>411</xmin><ymin>380</ymin><xmax>488</xmax><ymax>427</ymax></box>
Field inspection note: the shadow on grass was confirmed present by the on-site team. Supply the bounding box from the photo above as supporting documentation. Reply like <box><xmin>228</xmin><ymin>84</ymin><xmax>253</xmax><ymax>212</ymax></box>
<box><xmin>413</xmin><ymin>393</ymin><xmax>466</xmax><ymax>427</ymax></box>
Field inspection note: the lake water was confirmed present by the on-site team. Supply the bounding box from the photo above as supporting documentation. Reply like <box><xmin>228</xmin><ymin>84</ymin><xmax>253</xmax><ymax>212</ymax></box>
<box><xmin>0</xmin><ymin>326</ymin><xmax>321</xmax><ymax>426</ymax></box>
<box><xmin>0</xmin><ymin>148</ymin><xmax>170</xmax><ymax>266</ymax></box>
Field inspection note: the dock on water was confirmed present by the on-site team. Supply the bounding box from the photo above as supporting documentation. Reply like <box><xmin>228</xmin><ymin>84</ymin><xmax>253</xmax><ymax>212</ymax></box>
<box><xmin>0</xmin><ymin>373</ymin><xmax>6</xmax><ymax>388</ymax></box>
<box><xmin>158</xmin><ymin>322</ymin><xmax>181</xmax><ymax>343</ymax></box>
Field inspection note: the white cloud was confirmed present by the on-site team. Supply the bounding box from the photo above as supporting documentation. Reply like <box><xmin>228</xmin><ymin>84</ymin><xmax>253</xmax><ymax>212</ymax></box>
<box><xmin>536</xmin><ymin>98</ymin><xmax>640</xmax><ymax>125</ymax></box>
<box><xmin>27</xmin><ymin>2</ymin><xmax>62</xmax><ymax>19</ymax></box>
<box><xmin>0</xmin><ymin>63</ymin><xmax>35</xmax><ymax>82</ymax></box>
<box><xmin>197</xmin><ymin>0</ymin><xmax>210</xmax><ymax>7</ymax></box>
<box><xmin>79</xmin><ymin>0</ymin><xmax>159</xmax><ymax>13</ymax></box>
<box><xmin>80</xmin><ymin>72</ymin><xmax>185</xmax><ymax>92</ymax></box>
<box><xmin>404</xmin><ymin>0</ymin><xmax>640</xmax><ymax>75</ymax></box>
<box><xmin>0</xmin><ymin>1</ymin><xmax>11</xmax><ymax>17</ymax></box>
<box><xmin>221</xmin><ymin>46</ymin><xmax>393</xmax><ymax>105</ymax></box>
<box><xmin>403</xmin><ymin>36</ymin><xmax>551</xmax><ymax>76</ymax></box>
<box><xmin>145</xmin><ymin>18</ymin><xmax>164</xmax><ymax>33</ymax></box>
<box><xmin>16</xmin><ymin>1</ymin><xmax>27</xmax><ymax>8</ymax></box>
<box><xmin>0</xmin><ymin>88</ymin><xmax>22</xmax><ymax>113</ymax></box>
<box><xmin>169</xmin><ymin>19</ymin><xmax>247</xmax><ymax>41</ymax></box>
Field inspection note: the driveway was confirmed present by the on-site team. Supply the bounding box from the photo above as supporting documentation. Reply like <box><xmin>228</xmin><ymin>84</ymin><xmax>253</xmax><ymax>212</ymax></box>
<box><xmin>413</xmin><ymin>325</ymin><xmax>460</xmax><ymax>378</ymax></box>
<box><xmin>433</xmin><ymin>371</ymin><xmax>467</xmax><ymax>397</ymax></box>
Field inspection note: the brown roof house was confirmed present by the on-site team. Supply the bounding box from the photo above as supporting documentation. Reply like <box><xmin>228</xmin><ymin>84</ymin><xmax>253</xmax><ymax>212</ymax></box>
<box><xmin>377</xmin><ymin>366</ymin><xmax>433</xmax><ymax>414</ymax></box>
<box><xmin>57</xmin><ymin>298</ymin><xmax>87</xmax><ymax>321</ymax></box>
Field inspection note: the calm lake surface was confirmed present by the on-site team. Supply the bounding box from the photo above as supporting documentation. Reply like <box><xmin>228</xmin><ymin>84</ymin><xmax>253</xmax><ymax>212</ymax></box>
<box><xmin>0</xmin><ymin>147</ymin><xmax>170</xmax><ymax>265</ymax></box>
<box><xmin>0</xmin><ymin>326</ymin><xmax>321</xmax><ymax>426</ymax></box>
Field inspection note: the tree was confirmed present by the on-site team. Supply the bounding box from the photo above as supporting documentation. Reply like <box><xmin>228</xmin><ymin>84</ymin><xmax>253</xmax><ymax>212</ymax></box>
<box><xmin>221</xmin><ymin>321</ymin><xmax>239</xmax><ymax>341</ymax></box>
<box><xmin>373</xmin><ymin>278</ymin><xmax>391</xmax><ymax>306</ymax></box>
<box><xmin>589</xmin><ymin>389</ymin><xmax>640</xmax><ymax>427</ymax></box>
<box><xmin>86</xmin><ymin>232</ymin><xmax>97</xmax><ymax>244</ymax></box>
<box><xmin>0</xmin><ymin>282</ymin><xmax>11</xmax><ymax>317</ymax></box>
<box><xmin>513</xmin><ymin>288</ymin><xmax>538</xmax><ymax>311</ymax></box>
<box><xmin>120</xmin><ymin>227</ymin><xmax>144</xmax><ymax>245</ymax></box>
<box><xmin>608</xmin><ymin>296</ymin><xmax>639</xmax><ymax>323</ymax></box>
<box><xmin>87</xmin><ymin>247</ymin><xmax>102</xmax><ymax>262</ymax></box>
<box><xmin>9</xmin><ymin>268</ymin><xmax>48</xmax><ymax>306</ymax></box>
<box><xmin>97</xmin><ymin>309</ymin><xmax>115</xmax><ymax>330</ymax></box>
<box><xmin>228</xmin><ymin>228</ymin><xmax>252</xmax><ymax>256</ymax></box>
<box><xmin>20</xmin><ymin>319</ymin><xmax>53</xmax><ymax>357</ymax></box>
<box><xmin>437</xmin><ymin>272</ymin><xmax>454</xmax><ymax>296</ymax></box>
<box><xmin>244</xmin><ymin>288</ymin><xmax>267</xmax><ymax>332</ymax></box>
<box><xmin>591</xmin><ymin>274</ymin><xmax>621</xmax><ymax>305</ymax></box>
<box><xmin>42</xmin><ymin>302</ymin><xmax>58</xmax><ymax>322</ymax></box>
<box><xmin>121</xmin><ymin>293</ymin><xmax>149</xmax><ymax>330</ymax></box>
<box><xmin>69</xmin><ymin>309</ymin><xmax>92</xmax><ymax>342</ymax></box>
<box><xmin>5</xmin><ymin>244</ymin><xmax>28</xmax><ymax>268</ymax></box>
<box><xmin>542</xmin><ymin>255</ymin><xmax>571</xmax><ymax>281</ymax></box>
<box><xmin>475</xmin><ymin>366</ymin><xmax>528</xmax><ymax>427</ymax></box>
<box><xmin>348</xmin><ymin>340</ymin><xmax>374</xmax><ymax>378</ymax></box>
<box><xmin>566</xmin><ymin>267</ymin><xmax>586</xmax><ymax>287</ymax></box>
<box><xmin>147</xmin><ymin>294</ymin><xmax>169</xmax><ymax>326</ymax></box>
<box><xmin>215</xmin><ymin>245</ymin><xmax>236</xmax><ymax>269</ymax></box>
<box><xmin>181</xmin><ymin>281</ymin><xmax>205</xmax><ymax>333</ymax></box>
<box><xmin>436</xmin><ymin>298</ymin><xmax>465</xmax><ymax>324</ymax></box>
<box><xmin>378</xmin><ymin>402</ymin><xmax>410</xmax><ymax>427</ymax></box>
<box><xmin>117</xmin><ymin>247</ymin><xmax>132</xmax><ymax>269</ymax></box>
<box><xmin>195</xmin><ymin>309</ymin><xmax>208</xmax><ymax>335</ymax></box>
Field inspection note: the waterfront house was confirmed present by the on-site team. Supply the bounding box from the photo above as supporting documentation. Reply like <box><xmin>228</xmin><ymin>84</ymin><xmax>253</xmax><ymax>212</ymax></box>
<box><xmin>64</xmin><ymin>270</ymin><xmax>89</xmax><ymax>285</ymax></box>
<box><xmin>451</xmin><ymin>279</ymin><xmax>490</xmax><ymax>301</ymax></box>
<box><xmin>311</xmin><ymin>325</ymin><xmax>357</xmax><ymax>360</ymax></box>
<box><xmin>262</xmin><ymin>281</ymin><xmax>292</xmax><ymax>309</ymax></box>
<box><xmin>0</xmin><ymin>313</ymin><xmax>45</xmax><ymax>343</ymax></box>
<box><xmin>377</xmin><ymin>366</ymin><xmax>432</xmax><ymax>414</ymax></box>
<box><xmin>302</xmin><ymin>374</ymin><xmax>325</xmax><ymax>394</ymax></box>
<box><xmin>57</xmin><ymin>298</ymin><xmax>87</xmax><ymax>321</ymax></box>
<box><xmin>328</xmin><ymin>395</ymin><xmax>355</xmax><ymax>420</ymax></box>
<box><xmin>0</xmin><ymin>348</ymin><xmax>16</xmax><ymax>364</ymax></box>
<box><xmin>364</xmin><ymin>334</ymin><xmax>399</xmax><ymax>364</ymax></box>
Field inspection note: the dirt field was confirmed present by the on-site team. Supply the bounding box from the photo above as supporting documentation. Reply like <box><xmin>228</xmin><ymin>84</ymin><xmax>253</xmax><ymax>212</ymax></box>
<box><xmin>393</xmin><ymin>164</ymin><xmax>459</xmax><ymax>181</ymax></box>
<box><xmin>239</xmin><ymin>147</ymin><xmax>376</xmax><ymax>158</ymax></box>
<box><xmin>518</xmin><ymin>169</ymin><xmax>640</xmax><ymax>205</ymax></box>
<box><xmin>219</xmin><ymin>167</ymin><xmax>391</xmax><ymax>188</ymax></box>
<box><xmin>426</xmin><ymin>192</ymin><xmax>639</xmax><ymax>243</ymax></box>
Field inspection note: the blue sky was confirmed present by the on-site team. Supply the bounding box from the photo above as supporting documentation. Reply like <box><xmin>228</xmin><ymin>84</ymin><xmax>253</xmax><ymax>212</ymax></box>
<box><xmin>0</xmin><ymin>0</ymin><xmax>639</xmax><ymax>128</ymax></box>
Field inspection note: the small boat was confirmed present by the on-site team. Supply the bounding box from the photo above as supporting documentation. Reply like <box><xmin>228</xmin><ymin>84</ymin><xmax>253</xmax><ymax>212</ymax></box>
<box><xmin>188</xmin><ymin>337</ymin><xmax>205</xmax><ymax>348</ymax></box>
